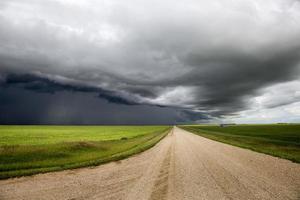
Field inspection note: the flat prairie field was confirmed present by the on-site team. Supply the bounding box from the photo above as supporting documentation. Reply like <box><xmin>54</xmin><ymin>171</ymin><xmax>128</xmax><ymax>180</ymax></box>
<box><xmin>180</xmin><ymin>124</ymin><xmax>300</xmax><ymax>163</ymax></box>
<box><xmin>0</xmin><ymin>125</ymin><xmax>170</xmax><ymax>179</ymax></box>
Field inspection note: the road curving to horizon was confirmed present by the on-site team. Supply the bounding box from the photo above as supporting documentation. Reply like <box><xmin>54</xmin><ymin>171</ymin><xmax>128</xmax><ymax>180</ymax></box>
<box><xmin>1</xmin><ymin>127</ymin><xmax>299</xmax><ymax>200</ymax></box>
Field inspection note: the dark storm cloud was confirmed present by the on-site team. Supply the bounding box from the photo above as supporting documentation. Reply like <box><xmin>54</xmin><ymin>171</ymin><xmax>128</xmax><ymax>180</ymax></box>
<box><xmin>178</xmin><ymin>45</ymin><xmax>300</xmax><ymax>116</ymax></box>
<box><xmin>1</xmin><ymin>73</ymin><xmax>138</xmax><ymax>105</ymax></box>
<box><xmin>175</xmin><ymin>110</ymin><xmax>211</xmax><ymax>123</ymax></box>
<box><xmin>0</xmin><ymin>86</ymin><xmax>201</xmax><ymax>124</ymax></box>
<box><xmin>0</xmin><ymin>0</ymin><xmax>300</xmax><ymax>124</ymax></box>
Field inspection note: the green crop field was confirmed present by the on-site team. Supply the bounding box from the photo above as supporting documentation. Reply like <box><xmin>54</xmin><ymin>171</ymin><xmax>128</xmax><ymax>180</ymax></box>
<box><xmin>0</xmin><ymin>125</ymin><xmax>171</xmax><ymax>179</ymax></box>
<box><xmin>180</xmin><ymin>124</ymin><xmax>300</xmax><ymax>163</ymax></box>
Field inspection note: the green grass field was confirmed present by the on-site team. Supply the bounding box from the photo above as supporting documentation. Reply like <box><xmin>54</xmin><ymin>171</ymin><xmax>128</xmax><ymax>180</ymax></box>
<box><xmin>180</xmin><ymin>124</ymin><xmax>300</xmax><ymax>163</ymax></box>
<box><xmin>0</xmin><ymin>126</ymin><xmax>170</xmax><ymax>179</ymax></box>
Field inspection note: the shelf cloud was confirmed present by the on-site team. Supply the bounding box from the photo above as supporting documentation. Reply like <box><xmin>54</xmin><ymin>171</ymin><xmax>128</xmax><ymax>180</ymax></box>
<box><xmin>1</xmin><ymin>0</ymin><xmax>300</xmax><ymax>124</ymax></box>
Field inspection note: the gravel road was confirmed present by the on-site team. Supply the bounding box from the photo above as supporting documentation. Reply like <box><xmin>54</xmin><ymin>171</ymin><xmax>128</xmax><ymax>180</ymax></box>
<box><xmin>1</xmin><ymin>127</ymin><xmax>299</xmax><ymax>200</ymax></box>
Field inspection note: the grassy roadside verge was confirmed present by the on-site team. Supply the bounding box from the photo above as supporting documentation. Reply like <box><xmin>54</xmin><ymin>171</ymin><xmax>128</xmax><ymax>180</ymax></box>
<box><xmin>0</xmin><ymin>126</ymin><xmax>171</xmax><ymax>179</ymax></box>
<box><xmin>179</xmin><ymin>124</ymin><xmax>300</xmax><ymax>163</ymax></box>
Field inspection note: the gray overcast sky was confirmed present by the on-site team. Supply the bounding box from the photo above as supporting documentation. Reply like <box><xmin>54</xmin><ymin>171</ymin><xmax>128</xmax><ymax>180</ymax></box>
<box><xmin>0</xmin><ymin>0</ymin><xmax>300</xmax><ymax>124</ymax></box>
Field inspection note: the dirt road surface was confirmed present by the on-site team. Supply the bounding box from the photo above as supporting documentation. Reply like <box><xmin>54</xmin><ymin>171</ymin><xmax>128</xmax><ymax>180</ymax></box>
<box><xmin>1</xmin><ymin>127</ymin><xmax>299</xmax><ymax>200</ymax></box>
